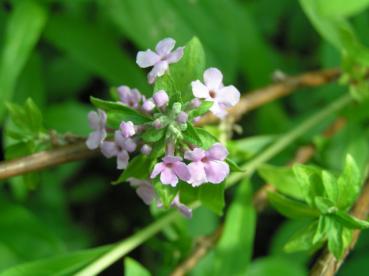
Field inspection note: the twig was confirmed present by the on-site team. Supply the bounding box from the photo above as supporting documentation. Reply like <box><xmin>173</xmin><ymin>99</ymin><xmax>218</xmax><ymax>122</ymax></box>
<box><xmin>310</xmin><ymin>179</ymin><xmax>369</xmax><ymax>276</ymax></box>
<box><xmin>0</xmin><ymin>141</ymin><xmax>98</xmax><ymax>181</ymax></box>
<box><xmin>0</xmin><ymin>68</ymin><xmax>340</xmax><ymax>181</ymax></box>
<box><xmin>171</xmin><ymin>117</ymin><xmax>347</xmax><ymax>276</ymax></box>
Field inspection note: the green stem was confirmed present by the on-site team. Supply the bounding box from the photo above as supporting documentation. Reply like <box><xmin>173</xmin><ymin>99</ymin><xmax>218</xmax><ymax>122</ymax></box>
<box><xmin>227</xmin><ymin>93</ymin><xmax>352</xmax><ymax>186</ymax></box>
<box><xmin>76</xmin><ymin>211</ymin><xmax>179</xmax><ymax>276</ymax></box>
<box><xmin>77</xmin><ymin>94</ymin><xmax>352</xmax><ymax>275</ymax></box>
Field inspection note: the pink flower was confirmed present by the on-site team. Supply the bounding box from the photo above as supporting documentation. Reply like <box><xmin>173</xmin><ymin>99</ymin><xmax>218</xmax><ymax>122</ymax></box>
<box><xmin>185</xmin><ymin>143</ymin><xmax>230</xmax><ymax>186</ymax></box>
<box><xmin>120</xmin><ymin>121</ymin><xmax>135</xmax><ymax>138</ymax></box>
<box><xmin>151</xmin><ymin>156</ymin><xmax>190</xmax><ymax>187</ymax></box>
<box><xmin>153</xmin><ymin>90</ymin><xmax>169</xmax><ymax>107</ymax></box>
<box><xmin>86</xmin><ymin>109</ymin><xmax>107</xmax><ymax>150</ymax></box>
<box><xmin>141</xmin><ymin>97</ymin><xmax>155</xmax><ymax>112</ymax></box>
<box><xmin>117</xmin><ymin>86</ymin><xmax>142</xmax><ymax>109</ymax></box>
<box><xmin>191</xmin><ymin>68</ymin><xmax>240</xmax><ymax>118</ymax></box>
<box><xmin>129</xmin><ymin>178</ymin><xmax>156</xmax><ymax>205</ymax></box>
<box><xmin>136</xmin><ymin>38</ymin><xmax>184</xmax><ymax>84</ymax></box>
<box><xmin>100</xmin><ymin>131</ymin><xmax>137</xmax><ymax>169</ymax></box>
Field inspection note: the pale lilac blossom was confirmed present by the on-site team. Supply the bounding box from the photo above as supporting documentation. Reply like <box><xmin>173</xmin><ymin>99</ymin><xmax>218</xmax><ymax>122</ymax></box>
<box><xmin>151</xmin><ymin>155</ymin><xmax>190</xmax><ymax>187</ymax></box>
<box><xmin>129</xmin><ymin>178</ymin><xmax>156</xmax><ymax>205</ymax></box>
<box><xmin>86</xmin><ymin>109</ymin><xmax>107</xmax><ymax>150</ymax></box>
<box><xmin>185</xmin><ymin>143</ymin><xmax>230</xmax><ymax>186</ymax></box>
<box><xmin>141</xmin><ymin>144</ymin><xmax>152</xmax><ymax>155</ymax></box>
<box><xmin>142</xmin><ymin>98</ymin><xmax>155</xmax><ymax>112</ymax></box>
<box><xmin>101</xmin><ymin>131</ymin><xmax>137</xmax><ymax>169</ymax></box>
<box><xmin>136</xmin><ymin>38</ymin><xmax>184</xmax><ymax>84</ymax></box>
<box><xmin>120</xmin><ymin>121</ymin><xmax>135</xmax><ymax>138</ymax></box>
<box><xmin>190</xmin><ymin>98</ymin><xmax>201</xmax><ymax>108</ymax></box>
<box><xmin>153</xmin><ymin>90</ymin><xmax>169</xmax><ymax>107</ymax></box>
<box><xmin>191</xmin><ymin>68</ymin><xmax>240</xmax><ymax>118</ymax></box>
<box><xmin>118</xmin><ymin>86</ymin><xmax>142</xmax><ymax>109</ymax></box>
<box><xmin>176</xmin><ymin>111</ymin><xmax>188</xmax><ymax>124</ymax></box>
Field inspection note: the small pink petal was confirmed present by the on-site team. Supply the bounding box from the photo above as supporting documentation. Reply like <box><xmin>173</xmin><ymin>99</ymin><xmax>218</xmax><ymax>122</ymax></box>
<box><xmin>117</xmin><ymin>150</ymin><xmax>129</xmax><ymax>169</ymax></box>
<box><xmin>204</xmin><ymin>160</ymin><xmax>229</xmax><ymax>184</ymax></box>
<box><xmin>173</xmin><ymin>162</ymin><xmax>191</xmax><ymax>182</ymax></box>
<box><xmin>166</xmin><ymin>47</ymin><xmax>184</xmax><ymax>63</ymax></box>
<box><xmin>188</xmin><ymin>162</ymin><xmax>207</xmax><ymax>187</ymax></box>
<box><xmin>206</xmin><ymin>143</ymin><xmax>228</xmax><ymax>161</ymax></box>
<box><xmin>184</xmin><ymin>148</ymin><xmax>206</xmax><ymax>162</ymax></box>
<box><xmin>86</xmin><ymin>131</ymin><xmax>102</xmax><ymax>150</ymax></box>
<box><xmin>151</xmin><ymin>162</ymin><xmax>165</xmax><ymax>178</ymax></box>
<box><xmin>148</xmin><ymin>61</ymin><xmax>169</xmax><ymax>84</ymax></box>
<box><xmin>210</xmin><ymin>102</ymin><xmax>227</xmax><ymax>118</ymax></box>
<box><xmin>136</xmin><ymin>50</ymin><xmax>160</xmax><ymax>68</ymax></box>
<box><xmin>160</xmin><ymin>168</ymin><xmax>179</xmax><ymax>186</ymax></box>
<box><xmin>204</xmin><ymin>68</ymin><xmax>223</xmax><ymax>90</ymax></box>
<box><xmin>100</xmin><ymin>141</ymin><xmax>117</xmax><ymax>158</ymax></box>
<box><xmin>88</xmin><ymin>111</ymin><xmax>100</xmax><ymax>130</ymax></box>
<box><xmin>217</xmin><ymin>85</ymin><xmax>240</xmax><ymax>107</ymax></box>
<box><xmin>156</xmin><ymin>38</ymin><xmax>176</xmax><ymax>56</ymax></box>
<box><xmin>163</xmin><ymin>155</ymin><xmax>182</xmax><ymax>163</ymax></box>
<box><xmin>191</xmin><ymin>80</ymin><xmax>210</xmax><ymax>99</ymax></box>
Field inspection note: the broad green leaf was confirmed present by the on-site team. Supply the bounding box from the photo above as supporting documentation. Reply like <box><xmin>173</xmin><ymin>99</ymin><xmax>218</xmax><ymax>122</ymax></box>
<box><xmin>293</xmin><ymin>164</ymin><xmax>325</xmax><ymax>208</ymax></box>
<box><xmin>268</xmin><ymin>192</ymin><xmax>320</xmax><ymax>219</ymax></box>
<box><xmin>212</xmin><ymin>179</ymin><xmax>255</xmax><ymax>275</ymax></box>
<box><xmin>153</xmin><ymin>180</ymin><xmax>178</xmax><ymax>208</ymax></box>
<box><xmin>321</xmin><ymin>170</ymin><xmax>338</xmax><ymax>203</ymax></box>
<box><xmin>182</xmin><ymin>123</ymin><xmax>203</xmax><ymax>147</ymax></box>
<box><xmin>317</xmin><ymin>0</ymin><xmax>369</xmax><ymax>17</ymax></box>
<box><xmin>43</xmin><ymin>14</ymin><xmax>147</xmax><ymax>90</ymax></box>
<box><xmin>314</xmin><ymin>197</ymin><xmax>336</xmax><ymax>214</ymax></box>
<box><xmin>141</xmin><ymin>128</ymin><xmax>166</xmax><ymax>143</ymax></box>
<box><xmin>113</xmin><ymin>155</ymin><xmax>155</xmax><ymax>184</ymax></box>
<box><xmin>155</xmin><ymin>37</ymin><xmax>205</xmax><ymax>104</ymax></box>
<box><xmin>199</xmin><ymin>183</ymin><xmax>225</xmax><ymax>215</ymax></box>
<box><xmin>313</xmin><ymin>216</ymin><xmax>330</xmax><ymax>244</ymax></box>
<box><xmin>336</xmin><ymin>154</ymin><xmax>362</xmax><ymax>210</ymax></box>
<box><xmin>334</xmin><ymin>210</ymin><xmax>369</xmax><ymax>229</ymax></box>
<box><xmin>194</xmin><ymin>128</ymin><xmax>219</xmax><ymax>149</ymax></box>
<box><xmin>24</xmin><ymin>98</ymin><xmax>43</xmax><ymax>134</ymax></box>
<box><xmin>327</xmin><ymin>219</ymin><xmax>352</xmax><ymax>259</ymax></box>
<box><xmin>284</xmin><ymin>221</ymin><xmax>319</xmax><ymax>253</ymax></box>
<box><xmin>90</xmin><ymin>97</ymin><xmax>151</xmax><ymax>125</ymax></box>
<box><xmin>179</xmin><ymin>182</ymin><xmax>200</xmax><ymax>205</ymax></box>
<box><xmin>0</xmin><ymin>246</ymin><xmax>112</xmax><ymax>276</ymax></box>
<box><xmin>246</xmin><ymin>257</ymin><xmax>306</xmax><ymax>276</ymax></box>
<box><xmin>258</xmin><ymin>164</ymin><xmax>303</xmax><ymax>200</ymax></box>
<box><xmin>188</xmin><ymin>101</ymin><xmax>213</xmax><ymax>119</ymax></box>
<box><xmin>124</xmin><ymin>257</ymin><xmax>151</xmax><ymax>276</ymax></box>
<box><xmin>0</xmin><ymin>0</ymin><xmax>47</xmax><ymax>121</ymax></box>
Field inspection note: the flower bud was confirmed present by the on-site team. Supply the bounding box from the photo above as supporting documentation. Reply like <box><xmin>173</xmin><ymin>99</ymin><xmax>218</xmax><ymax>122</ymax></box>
<box><xmin>120</xmin><ymin>121</ymin><xmax>135</xmax><ymax>138</ymax></box>
<box><xmin>153</xmin><ymin>90</ymin><xmax>169</xmax><ymax>107</ymax></box>
<box><xmin>176</xmin><ymin>111</ymin><xmax>188</xmax><ymax>124</ymax></box>
<box><xmin>141</xmin><ymin>144</ymin><xmax>152</xmax><ymax>155</ymax></box>
<box><xmin>153</xmin><ymin>118</ymin><xmax>162</xmax><ymax>129</ymax></box>
<box><xmin>142</xmin><ymin>98</ymin><xmax>155</xmax><ymax>112</ymax></box>
<box><xmin>172</xmin><ymin>102</ymin><xmax>182</xmax><ymax>114</ymax></box>
<box><xmin>191</xmin><ymin>98</ymin><xmax>201</xmax><ymax>108</ymax></box>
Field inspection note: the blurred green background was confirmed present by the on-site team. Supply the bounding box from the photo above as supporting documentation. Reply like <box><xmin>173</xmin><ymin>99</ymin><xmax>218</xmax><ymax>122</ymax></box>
<box><xmin>1</xmin><ymin>0</ymin><xmax>369</xmax><ymax>275</ymax></box>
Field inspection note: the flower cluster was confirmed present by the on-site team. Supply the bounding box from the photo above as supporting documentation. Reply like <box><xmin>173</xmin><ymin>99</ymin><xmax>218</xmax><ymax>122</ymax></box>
<box><xmin>86</xmin><ymin>37</ymin><xmax>241</xmax><ymax>217</ymax></box>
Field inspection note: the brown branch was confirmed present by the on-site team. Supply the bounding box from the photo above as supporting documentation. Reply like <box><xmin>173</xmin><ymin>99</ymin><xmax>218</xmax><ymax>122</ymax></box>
<box><xmin>0</xmin><ymin>141</ymin><xmax>99</xmax><ymax>181</ymax></box>
<box><xmin>171</xmin><ymin>117</ymin><xmax>347</xmax><ymax>276</ymax></box>
<box><xmin>310</xmin><ymin>179</ymin><xmax>369</xmax><ymax>276</ymax></box>
<box><xmin>0</xmin><ymin>68</ymin><xmax>340</xmax><ymax>181</ymax></box>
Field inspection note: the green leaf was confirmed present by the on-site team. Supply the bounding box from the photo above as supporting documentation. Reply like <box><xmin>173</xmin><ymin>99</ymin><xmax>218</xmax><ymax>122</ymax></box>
<box><xmin>90</xmin><ymin>97</ymin><xmax>151</xmax><ymax>125</ymax></box>
<box><xmin>316</xmin><ymin>0</ymin><xmax>369</xmax><ymax>17</ymax></box>
<box><xmin>153</xmin><ymin>180</ymin><xmax>178</xmax><ymax>208</ymax></box>
<box><xmin>268</xmin><ymin>192</ymin><xmax>320</xmax><ymax>219</ymax></box>
<box><xmin>43</xmin><ymin>14</ymin><xmax>147</xmax><ymax>90</ymax></box>
<box><xmin>0</xmin><ymin>246</ymin><xmax>112</xmax><ymax>276</ymax></box>
<box><xmin>293</xmin><ymin>164</ymin><xmax>325</xmax><ymax>208</ymax></box>
<box><xmin>246</xmin><ymin>256</ymin><xmax>306</xmax><ymax>276</ymax></box>
<box><xmin>182</xmin><ymin>123</ymin><xmax>203</xmax><ymax>147</ymax></box>
<box><xmin>188</xmin><ymin>101</ymin><xmax>213</xmax><ymax>119</ymax></box>
<box><xmin>226</xmin><ymin>158</ymin><xmax>244</xmax><ymax>172</ymax></box>
<box><xmin>0</xmin><ymin>0</ymin><xmax>47</xmax><ymax>121</ymax></box>
<box><xmin>195</xmin><ymin>127</ymin><xmax>219</xmax><ymax>149</ymax></box>
<box><xmin>124</xmin><ymin>257</ymin><xmax>151</xmax><ymax>276</ymax></box>
<box><xmin>313</xmin><ymin>216</ymin><xmax>330</xmax><ymax>244</ymax></box>
<box><xmin>336</xmin><ymin>154</ymin><xmax>362</xmax><ymax>210</ymax></box>
<box><xmin>334</xmin><ymin>210</ymin><xmax>369</xmax><ymax>229</ymax></box>
<box><xmin>327</xmin><ymin>219</ymin><xmax>352</xmax><ymax>259</ymax></box>
<box><xmin>212</xmin><ymin>178</ymin><xmax>255</xmax><ymax>275</ymax></box>
<box><xmin>24</xmin><ymin>98</ymin><xmax>43</xmax><ymax>134</ymax></box>
<box><xmin>155</xmin><ymin>37</ymin><xmax>205</xmax><ymax>104</ymax></box>
<box><xmin>141</xmin><ymin>128</ymin><xmax>166</xmax><ymax>143</ymax></box>
<box><xmin>284</xmin><ymin>221</ymin><xmax>320</xmax><ymax>253</ymax></box>
<box><xmin>113</xmin><ymin>155</ymin><xmax>155</xmax><ymax>185</ymax></box>
<box><xmin>199</xmin><ymin>183</ymin><xmax>225</xmax><ymax>215</ymax></box>
<box><xmin>321</xmin><ymin>170</ymin><xmax>338</xmax><ymax>203</ymax></box>
<box><xmin>258</xmin><ymin>164</ymin><xmax>303</xmax><ymax>200</ymax></box>
<box><xmin>179</xmin><ymin>182</ymin><xmax>200</xmax><ymax>205</ymax></box>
